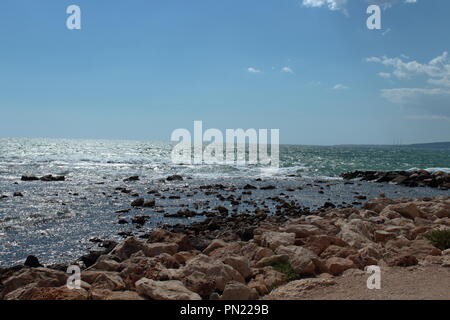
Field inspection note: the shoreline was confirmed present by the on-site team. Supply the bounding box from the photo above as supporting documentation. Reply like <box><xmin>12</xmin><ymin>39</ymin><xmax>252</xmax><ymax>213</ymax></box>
<box><xmin>1</xmin><ymin>186</ymin><xmax>449</xmax><ymax>299</ymax></box>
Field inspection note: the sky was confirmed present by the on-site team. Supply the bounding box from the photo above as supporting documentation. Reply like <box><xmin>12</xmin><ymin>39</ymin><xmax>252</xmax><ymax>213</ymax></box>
<box><xmin>0</xmin><ymin>0</ymin><xmax>449</xmax><ymax>145</ymax></box>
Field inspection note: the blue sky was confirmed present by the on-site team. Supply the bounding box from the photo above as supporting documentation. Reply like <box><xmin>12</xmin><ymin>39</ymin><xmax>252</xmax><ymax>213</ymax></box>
<box><xmin>0</xmin><ymin>0</ymin><xmax>449</xmax><ymax>145</ymax></box>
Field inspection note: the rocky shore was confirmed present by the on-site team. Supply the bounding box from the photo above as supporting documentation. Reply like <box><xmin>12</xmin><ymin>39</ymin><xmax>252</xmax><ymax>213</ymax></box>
<box><xmin>341</xmin><ymin>169</ymin><xmax>450</xmax><ymax>190</ymax></box>
<box><xmin>1</xmin><ymin>195</ymin><xmax>449</xmax><ymax>300</ymax></box>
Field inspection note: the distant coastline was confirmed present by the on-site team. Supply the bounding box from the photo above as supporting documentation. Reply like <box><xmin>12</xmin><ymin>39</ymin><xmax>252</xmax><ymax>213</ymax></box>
<box><xmin>333</xmin><ymin>141</ymin><xmax>450</xmax><ymax>150</ymax></box>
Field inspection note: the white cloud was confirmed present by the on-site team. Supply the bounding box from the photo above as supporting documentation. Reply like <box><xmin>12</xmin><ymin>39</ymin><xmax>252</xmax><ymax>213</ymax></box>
<box><xmin>281</xmin><ymin>67</ymin><xmax>294</xmax><ymax>73</ymax></box>
<box><xmin>368</xmin><ymin>52</ymin><xmax>450</xmax><ymax>116</ymax></box>
<box><xmin>366</xmin><ymin>52</ymin><xmax>450</xmax><ymax>86</ymax></box>
<box><xmin>247</xmin><ymin>67</ymin><xmax>261</xmax><ymax>73</ymax></box>
<box><xmin>301</xmin><ymin>0</ymin><xmax>417</xmax><ymax>12</ymax></box>
<box><xmin>378</xmin><ymin>72</ymin><xmax>391</xmax><ymax>78</ymax></box>
<box><xmin>333</xmin><ymin>84</ymin><xmax>349</xmax><ymax>90</ymax></box>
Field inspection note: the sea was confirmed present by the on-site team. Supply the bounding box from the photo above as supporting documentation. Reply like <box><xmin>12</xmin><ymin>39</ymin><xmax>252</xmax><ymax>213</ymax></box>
<box><xmin>0</xmin><ymin>138</ymin><xmax>449</xmax><ymax>267</ymax></box>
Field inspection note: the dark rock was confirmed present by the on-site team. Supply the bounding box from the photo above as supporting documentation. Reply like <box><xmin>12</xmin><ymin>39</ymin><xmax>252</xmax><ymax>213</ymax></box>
<box><xmin>24</xmin><ymin>255</ymin><xmax>43</xmax><ymax>268</ymax></box>
<box><xmin>131</xmin><ymin>198</ymin><xmax>145</xmax><ymax>207</ymax></box>
<box><xmin>132</xmin><ymin>215</ymin><xmax>150</xmax><ymax>226</ymax></box>
<box><xmin>143</xmin><ymin>200</ymin><xmax>156</xmax><ymax>208</ymax></box>
<box><xmin>40</xmin><ymin>175</ymin><xmax>65</xmax><ymax>182</ymax></box>
<box><xmin>21</xmin><ymin>176</ymin><xmax>40</xmax><ymax>181</ymax></box>
<box><xmin>167</xmin><ymin>175</ymin><xmax>183</xmax><ymax>181</ymax></box>
<box><xmin>13</xmin><ymin>192</ymin><xmax>23</xmax><ymax>197</ymax></box>
<box><xmin>123</xmin><ymin>176</ymin><xmax>140</xmax><ymax>182</ymax></box>
<box><xmin>243</xmin><ymin>184</ymin><xmax>257</xmax><ymax>190</ymax></box>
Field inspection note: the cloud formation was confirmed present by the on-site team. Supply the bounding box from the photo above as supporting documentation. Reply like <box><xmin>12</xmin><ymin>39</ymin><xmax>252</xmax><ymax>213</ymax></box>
<box><xmin>333</xmin><ymin>84</ymin><xmax>349</xmax><ymax>90</ymax></box>
<box><xmin>300</xmin><ymin>0</ymin><xmax>417</xmax><ymax>12</ymax></box>
<box><xmin>281</xmin><ymin>67</ymin><xmax>294</xmax><ymax>73</ymax></box>
<box><xmin>367</xmin><ymin>52</ymin><xmax>450</xmax><ymax>116</ymax></box>
<box><xmin>247</xmin><ymin>67</ymin><xmax>261</xmax><ymax>73</ymax></box>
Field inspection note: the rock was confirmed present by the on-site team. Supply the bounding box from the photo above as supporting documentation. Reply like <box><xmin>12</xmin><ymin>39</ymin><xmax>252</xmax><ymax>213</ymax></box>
<box><xmin>173</xmin><ymin>251</ymin><xmax>198</xmax><ymax>265</ymax></box>
<box><xmin>110</xmin><ymin>237</ymin><xmax>145</xmax><ymax>261</ymax></box>
<box><xmin>304</xmin><ymin>235</ymin><xmax>349</xmax><ymax>255</ymax></box>
<box><xmin>220</xmin><ymin>281</ymin><xmax>256</xmax><ymax>300</ymax></box>
<box><xmin>91</xmin><ymin>272</ymin><xmax>126</xmax><ymax>291</ymax></box>
<box><xmin>442</xmin><ymin>256</ymin><xmax>450</xmax><ymax>268</ymax></box>
<box><xmin>6</xmin><ymin>285</ymin><xmax>88</xmax><ymax>300</ymax></box>
<box><xmin>131</xmin><ymin>198</ymin><xmax>145</xmax><ymax>207</ymax></box>
<box><xmin>147</xmin><ymin>229</ymin><xmax>192</xmax><ymax>251</ymax></box>
<box><xmin>283</xmin><ymin>224</ymin><xmax>320</xmax><ymax>238</ymax></box>
<box><xmin>223</xmin><ymin>256</ymin><xmax>252</xmax><ymax>280</ymax></box>
<box><xmin>260</xmin><ymin>232</ymin><xmax>296</xmax><ymax>250</ymax></box>
<box><xmin>374</xmin><ymin>230</ymin><xmax>396</xmax><ymax>243</ymax></box>
<box><xmin>90</xmin><ymin>289</ymin><xmax>144</xmax><ymax>300</ymax></box>
<box><xmin>255</xmin><ymin>255</ymin><xmax>289</xmax><ymax>268</ymax></box>
<box><xmin>388</xmin><ymin>255</ymin><xmax>418</xmax><ymax>267</ymax></box>
<box><xmin>40</xmin><ymin>175</ymin><xmax>65</xmax><ymax>182</ymax></box>
<box><xmin>13</xmin><ymin>192</ymin><xmax>23</xmax><ymax>197</ymax></box>
<box><xmin>143</xmin><ymin>243</ymin><xmax>179</xmax><ymax>257</ymax></box>
<box><xmin>336</xmin><ymin>219</ymin><xmax>375</xmax><ymax>249</ymax></box>
<box><xmin>123</xmin><ymin>176</ymin><xmax>139</xmax><ymax>182</ymax></box>
<box><xmin>135</xmin><ymin>278</ymin><xmax>201</xmax><ymax>300</ymax></box>
<box><xmin>21</xmin><ymin>176</ymin><xmax>39</xmax><ymax>181</ymax></box>
<box><xmin>177</xmin><ymin>254</ymin><xmax>245</xmax><ymax>291</ymax></box>
<box><xmin>267</xmin><ymin>278</ymin><xmax>336</xmax><ymax>299</ymax></box>
<box><xmin>248</xmin><ymin>280</ymin><xmax>269</xmax><ymax>296</ymax></box>
<box><xmin>24</xmin><ymin>255</ymin><xmax>43</xmax><ymax>268</ymax></box>
<box><xmin>253</xmin><ymin>267</ymin><xmax>287</xmax><ymax>289</ymax></box>
<box><xmin>203</xmin><ymin>239</ymin><xmax>227</xmax><ymax>255</ymax></box>
<box><xmin>325</xmin><ymin>257</ymin><xmax>356</xmax><ymax>275</ymax></box>
<box><xmin>143</xmin><ymin>200</ymin><xmax>156</xmax><ymax>208</ymax></box>
<box><xmin>167</xmin><ymin>175</ymin><xmax>183</xmax><ymax>181</ymax></box>
<box><xmin>275</xmin><ymin>246</ymin><xmax>318</xmax><ymax>276</ymax></box>
<box><xmin>1</xmin><ymin>267</ymin><xmax>67</xmax><ymax>298</ymax></box>
<box><xmin>181</xmin><ymin>271</ymin><xmax>216</xmax><ymax>298</ymax></box>
<box><xmin>384</xmin><ymin>203</ymin><xmax>423</xmax><ymax>220</ymax></box>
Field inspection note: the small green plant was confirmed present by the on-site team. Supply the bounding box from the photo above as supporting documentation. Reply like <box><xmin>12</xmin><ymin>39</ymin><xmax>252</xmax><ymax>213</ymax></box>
<box><xmin>424</xmin><ymin>230</ymin><xmax>450</xmax><ymax>250</ymax></box>
<box><xmin>270</xmin><ymin>261</ymin><xmax>300</xmax><ymax>282</ymax></box>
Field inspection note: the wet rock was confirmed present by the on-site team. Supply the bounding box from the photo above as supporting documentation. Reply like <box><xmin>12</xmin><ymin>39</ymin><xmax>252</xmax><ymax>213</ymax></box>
<box><xmin>40</xmin><ymin>175</ymin><xmax>65</xmax><ymax>182</ymax></box>
<box><xmin>24</xmin><ymin>256</ymin><xmax>43</xmax><ymax>268</ymax></box>
<box><xmin>123</xmin><ymin>176</ymin><xmax>139</xmax><ymax>182</ymax></box>
<box><xmin>21</xmin><ymin>176</ymin><xmax>39</xmax><ymax>181</ymax></box>
<box><xmin>131</xmin><ymin>198</ymin><xmax>145</xmax><ymax>207</ymax></box>
<box><xmin>167</xmin><ymin>175</ymin><xmax>184</xmax><ymax>181</ymax></box>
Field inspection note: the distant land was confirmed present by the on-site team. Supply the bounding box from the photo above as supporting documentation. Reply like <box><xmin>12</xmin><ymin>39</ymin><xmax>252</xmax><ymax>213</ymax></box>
<box><xmin>334</xmin><ymin>142</ymin><xmax>450</xmax><ymax>150</ymax></box>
